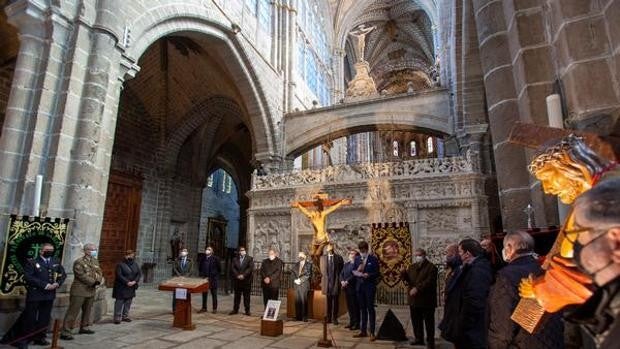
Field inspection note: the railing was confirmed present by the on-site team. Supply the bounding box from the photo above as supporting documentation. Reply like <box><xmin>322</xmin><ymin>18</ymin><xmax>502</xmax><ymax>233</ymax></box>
<box><xmin>251</xmin><ymin>152</ymin><xmax>478</xmax><ymax>190</ymax></box>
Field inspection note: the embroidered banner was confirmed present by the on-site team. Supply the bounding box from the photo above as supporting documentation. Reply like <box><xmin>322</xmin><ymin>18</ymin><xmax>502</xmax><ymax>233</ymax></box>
<box><xmin>0</xmin><ymin>215</ymin><xmax>69</xmax><ymax>296</ymax></box>
<box><xmin>371</xmin><ymin>222</ymin><xmax>412</xmax><ymax>304</ymax></box>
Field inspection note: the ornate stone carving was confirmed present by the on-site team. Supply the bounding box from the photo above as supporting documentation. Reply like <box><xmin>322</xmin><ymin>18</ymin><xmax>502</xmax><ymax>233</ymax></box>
<box><xmin>252</xmin><ymin>156</ymin><xmax>476</xmax><ymax>190</ymax></box>
<box><xmin>252</xmin><ymin>218</ymin><xmax>291</xmax><ymax>259</ymax></box>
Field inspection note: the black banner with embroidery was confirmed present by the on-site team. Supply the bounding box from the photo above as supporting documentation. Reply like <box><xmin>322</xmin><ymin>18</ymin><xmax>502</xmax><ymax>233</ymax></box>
<box><xmin>0</xmin><ymin>215</ymin><xmax>69</xmax><ymax>296</ymax></box>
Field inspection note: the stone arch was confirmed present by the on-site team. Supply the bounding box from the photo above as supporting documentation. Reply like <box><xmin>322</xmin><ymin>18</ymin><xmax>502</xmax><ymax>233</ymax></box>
<box><xmin>157</xmin><ymin>96</ymin><xmax>244</xmax><ymax>174</ymax></box>
<box><xmin>124</xmin><ymin>4</ymin><xmax>277</xmax><ymax>159</ymax></box>
<box><xmin>284</xmin><ymin>90</ymin><xmax>451</xmax><ymax>157</ymax></box>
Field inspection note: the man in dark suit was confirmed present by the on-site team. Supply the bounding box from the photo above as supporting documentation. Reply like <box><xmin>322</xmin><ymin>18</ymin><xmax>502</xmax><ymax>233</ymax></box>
<box><xmin>260</xmin><ymin>249</ymin><xmax>283</xmax><ymax>306</ymax></box>
<box><xmin>172</xmin><ymin>248</ymin><xmax>193</xmax><ymax>312</ymax></box>
<box><xmin>341</xmin><ymin>249</ymin><xmax>359</xmax><ymax>330</ymax></box>
<box><xmin>402</xmin><ymin>248</ymin><xmax>438</xmax><ymax>348</ymax></box>
<box><xmin>229</xmin><ymin>246</ymin><xmax>253</xmax><ymax>315</ymax></box>
<box><xmin>440</xmin><ymin>238</ymin><xmax>493</xmax><ymax>349</ymax></box>
<box><xmin>320</xmin><ymin>243</ymin><xmax>344</xmax><ymax>324</ymax></box>
<box><xmin>352</xmin><ymin>241</ymin><xmax>379</xmax><ymax>341</ymax></box>
<box><xmin>199</xmin><ymin>246</ymin><xmax>221</xmax><ymax>313</ymax></box>
<box><xmin>292</xmin><ymin>251</ymin><xmax>313</xmax><ymax>321</ymax></box>
<box><xmin>1</xmin><ymin>243</ymin><xmax>66</xmax><ymax>348</ymax></box>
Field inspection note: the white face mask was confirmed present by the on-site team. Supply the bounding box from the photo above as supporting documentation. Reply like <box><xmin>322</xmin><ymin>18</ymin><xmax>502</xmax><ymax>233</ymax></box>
<box><xmin>180</xmin><ymin>251</ymin><xmax>188</xmax><ymax>257</ymax></box>
<box><xmin>360</xmin><ymin>252</ymin><xmax>368</xmax><ymax>259</ymax></box>
<box><xmin>349</xmin><ymin>254</ymin><xmax>355</xmax><ymax>262</ymax></box>
<box><xmin>269</xmin><ymin>255</ymin><xmax>275</xmax><ymax>261</ymax></box>
<box><xmin>240</xmin><ymin>251</ymin><xmax>246</xmax><ymax>257</ymax></box>
<box><xmin>502</xmin><ymin>248</ymin><xmax>511</xmax><ymax>263</ymax></box>
<box><xmin>90</xmin><ymin>250</ymin><xmax>98</xmax><ymax>258</ymax></box>
<box><xmin>414</xmin><ymin>256</ymin><xmax>424</xmax><ymax>264</ymax></box>
<box><xmin>206</xmin><ymin>249</ymin><xmax>212</xmax><ymax>255</ymax></box>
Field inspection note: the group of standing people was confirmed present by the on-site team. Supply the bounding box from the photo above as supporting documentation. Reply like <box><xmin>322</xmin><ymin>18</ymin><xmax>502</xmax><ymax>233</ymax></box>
<box><xmin>1</xmin><ymin>243</ymin><xmax>139</xmax><ymax>348</ymax></box>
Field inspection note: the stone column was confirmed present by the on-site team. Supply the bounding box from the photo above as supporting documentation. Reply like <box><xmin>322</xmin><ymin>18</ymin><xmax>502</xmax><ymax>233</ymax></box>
<box><xmin>472</xmin><ymin>0</ymin><xmax>532</xmax><ymax>231</ymax></box>
<box><xmin>286</xmin><ymin>0</ymin><xmax>298</xmax><ymax>112</ymax></box>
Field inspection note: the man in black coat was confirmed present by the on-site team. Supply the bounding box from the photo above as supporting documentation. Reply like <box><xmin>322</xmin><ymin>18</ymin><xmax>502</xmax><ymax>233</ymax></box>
<box><xmin>199</xmin><ymin>246</ymin><xmax>221</xmax><ymax>313</ymax></box>
<box><xmin>488</xmin><ymin>231</ymin><xmax>564</xmax><ymax>348</ymax></box>
<box><xmin>440</xmin><ymin>238</ymin><xmax>493</xmax><ymax>349</ymax></box>
<box><xmin>112</xmin><ymin>250</ymin><xmax>142</xmax><ymax>324</ymax></box>
<box><xmin>563</xmin><ymin>179</ymin><xmax>620</xmax><ymax>349</ymax></box>
<box><xmin>340</xmin><ymin>249</ymin><xmax>359</xmax><ymax>330</ymax></box>
<box><xmin>320</xmin><ymin>243</ymin><xmax>344</xmax><ymax>324</ymax></box>
<box><xmin>229</xmin><ymin>246</ymin><xmax>253</xmax><ymax>315</ymax></box>
<box><xmin>402</xmin><ymin>248</ymin><xmax>438</xmax><ymax>348</ymax></box>
<box><xmin>172</xmin><ymin>248</ymin><xmax>193</xmax><ymax>312</ymax></box>
<box><xmin>292</xmin><ymin>251</ymin><xmax>313</xmax><ymax>321</ymax></box>
<box><xmin>1</xmin><ymin>243</ymin><xmax>66</xmax><ymax>348</ymax></box>
<box><xmin>260</xmin><ymin>249</ymin><xmax>283</xmax><ymax>306</ymax></box>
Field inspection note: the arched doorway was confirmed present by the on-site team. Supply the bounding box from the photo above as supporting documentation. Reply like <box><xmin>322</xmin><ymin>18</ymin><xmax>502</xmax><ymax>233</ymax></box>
<box><xmin>99</xmin><ymin>32</ymin><xmax>260</xmax><ymax>284</ymax></box>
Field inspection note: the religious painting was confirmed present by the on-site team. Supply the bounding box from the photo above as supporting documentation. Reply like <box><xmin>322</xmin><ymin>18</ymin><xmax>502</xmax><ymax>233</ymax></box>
<box><xmin>370</xmin><ymin>222</ymin><xmax>412</xmax><ymax>288</ymax></box>
<box><xmin>206</xmin><ymin>217</ymin><xmax>227</xmax><ymax>255</ymax></box>
<box><xmin>0</xmin><ymin>215</ymin><xmax>70</xmax><ymax>296</ymax></box>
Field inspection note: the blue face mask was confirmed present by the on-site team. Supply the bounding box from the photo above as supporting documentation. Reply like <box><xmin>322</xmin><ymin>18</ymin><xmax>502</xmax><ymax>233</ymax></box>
<box><xmin>90</xmin><ymin>250</ymin><xmax>98</xmax><ymax>258</ymax></box>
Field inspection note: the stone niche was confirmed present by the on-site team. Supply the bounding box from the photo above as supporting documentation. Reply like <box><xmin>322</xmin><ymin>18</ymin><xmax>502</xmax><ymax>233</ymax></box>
<box><xmin>247</xmin><ymin>155</ymin><xmax>489</xmax><ymax>264</ymax></box>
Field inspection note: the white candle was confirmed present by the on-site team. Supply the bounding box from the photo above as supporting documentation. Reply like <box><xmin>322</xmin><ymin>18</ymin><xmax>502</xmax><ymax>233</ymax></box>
<box><xmin>34</xmin><ymin>175</ymin><xmax>42</xmax><ymax>217</ymax></box>
<box><xmin>546</xmin><ymin>94</ymin><xmax>563</xmax><ymax>128</ymax></box>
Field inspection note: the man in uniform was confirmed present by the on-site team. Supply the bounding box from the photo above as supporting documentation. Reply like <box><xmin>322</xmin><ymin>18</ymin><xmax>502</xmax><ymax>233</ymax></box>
<box><xmin>1</xmin><ymin>243</ymin><xmax>66</xmax><ymax>348</ymax></box>
<box><xmin>60</xmin><ymin>243</ymin><xmax>103</xmax><ymax>340</ymax></box>
<box><xmin>229</xmin><ymin>246</ymin><xmax>253</xmax><ymax>315</ymax></box>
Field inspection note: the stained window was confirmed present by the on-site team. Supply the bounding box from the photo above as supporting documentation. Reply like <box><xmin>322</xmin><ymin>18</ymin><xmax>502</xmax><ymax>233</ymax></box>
<box><xmin>257</xmin><ymin>0</ymin><xmax>271</xmax><ymax>31</ymax></box>
<box><xmin>393</xmin><ymin>140</ymin><xmax>399</xmax><ymax>157</ymax></box>
<box><xmin>207</xmin><ymin>174</ymin><xmax>214</xmax><ymax>187</ymax></box>
<box><xmin>427</xmin><ymin>137</ymin><xmax>434</xmax><ymax>154</ymax></box>
<box><xmin>245</xmin><ymin>0</ymin><xmax>257</xmax><ymax>15</ymax></box>
<box><xmin>410</xmin><ymin>141</ymin><xmax>417</xmax><ymax>156</ymax></box>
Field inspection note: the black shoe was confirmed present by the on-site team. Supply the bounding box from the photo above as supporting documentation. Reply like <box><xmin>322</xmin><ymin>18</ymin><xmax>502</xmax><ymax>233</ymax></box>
<box><xmin>33</xmin><ymin>338</ymin><xmax>50</xmax><ymax>345</ymax></box>
<box><xmin>303</xmin><ymin>318</ymin><xmax>308</xmax><ymax>322</ymax></box>
<box><xmin>212</xmin><ymin>309</ymin><xmax>217</xmax><ymax>314</ymax></box>
<box><xmin>350</xmin><ymin>326</ymin><xmax>359</xmax><ymax>331</ymax></box>
<box><xmin>332</xmin><ymin>320</ymin><xmax>339</xmax><ymax>325</ymax></box>
<box><xmin>79</xmin><ymin>328</ymin><xmax>95</xmax><ymax>334</ymax></box>
<box><xmin>244</xmin><ymin>311</ymin><xmax>251</xmax><ymax>316</ymax></box>
<box><xmin>60</xmin><ymin>334</ymin><xmax>74</xmax><ymax>340</ymax></box>
<box><xmin>353</xmin><ymin>332</ymin><xmax>368</xmax><ymax>338</ymax></box>
<box><xmin>114</xmin><ymin>320</ymin><xmax>121</xmax><ymax>324</ymax></box>
<box><xmin>198</xmin><ymin>308</ymin><xmax>207</xmax><ymax>313</ymax></box>
<box><xmin>122</xmin><ymin>318</ymin><xmax>132</xmax><ymax>322</ymax></box>
<box><xmin>344</xmin><ymin>325</ymin><xmax>351</xmax><ymax>329</ymax></box>
<box><xmin>229</xmin><ymin>311</ymin><xmax>238</xmax><ymax>315</ymax></box>
<box><xmin>410</xmin><ymin>340</ymin><xmax>425</xmax><ymax>345</ymax></box>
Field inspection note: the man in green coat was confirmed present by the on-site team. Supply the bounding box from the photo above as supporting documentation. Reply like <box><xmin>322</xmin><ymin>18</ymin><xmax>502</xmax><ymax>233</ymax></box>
<box><xmin>60</xmin><ymin>243</ymin><xmax>104</xmax><ymax>340</ymax></box>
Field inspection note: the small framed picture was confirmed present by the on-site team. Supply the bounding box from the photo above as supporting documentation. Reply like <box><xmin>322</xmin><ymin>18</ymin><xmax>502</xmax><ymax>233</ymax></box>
<box><xmin>263</xmin><ymin>300</ymin><xmax>281</xmax><ymax>321</ymax></box>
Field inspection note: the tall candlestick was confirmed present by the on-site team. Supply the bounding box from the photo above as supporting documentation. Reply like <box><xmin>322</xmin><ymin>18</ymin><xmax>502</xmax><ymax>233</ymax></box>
<box><xmin>34</xmin><ymin>175</ymin><xmax>43</xmax><ymax>217</ymax></box>
<box><xmin>546</xmin><ymin>94</ymin><xmax>563</xmax><ymax>128</ymax></box>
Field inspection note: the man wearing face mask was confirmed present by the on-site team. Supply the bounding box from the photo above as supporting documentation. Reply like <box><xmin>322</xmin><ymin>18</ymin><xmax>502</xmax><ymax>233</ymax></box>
<box><xmin>61</xmin><ymin>243</ymin><xmax>103</xmax><ymax>340</ymax></box>
<box><xmin>292</xmin><ymin>251</ymin><xmax>313</xmax><ymax>321</ymax></box>
<box><xmin>341</xmin><ymin>249</ymin><xmax>360</xmax><ymax>330</ymax></box>
<box><xmin>1</xmin><ymin>243</ymin><xmax>66</xmax><ymax>348</ymax></box>
<box><xmin>229</xmin><ymin>246</ymin><xmax>253</xmax><ymax>315</ymax></box>
<box><xmin>352</xmin><ymin>241</ymin><xmax>380</xmax><ymax>341</ymax></box>
<box><xmin>564</xmin><ymin>178</ymin><xmax>620</xmax><ymax>348</ymax></box>
<box><xmin>401</xmin><ymin>249</ymin><xmax>438</xmax><ymax>348</ymax></box>
<box><xmin>112</xmin><ymin>250</ymin><xmax>141</xmax><ymax>324</ymax></box>
<box><xmin>260</xmin><ymin>249</ymin><xmax>284</xmax><ymax>306</ymax></box>
<box><xmin>488</xmin><ymin>232</ymin><xmax>564</xmax><ymax>349</ymax></box>
<box><xmin>172</xmin><ymin>248</ymin><xmax>194</xmax><ymax>312</ymax></box>
<box><xmin>440</xmin><ymin>239</ymin><xmax>492</xmax><ymax>348</ymax></box>
<box><xmin>198</xmin><ymin>246</ymin><xmax>221</xmax><ymax>313</ymax></box>
<box><xmin>320</xmin><ymin>243</ymin><xmax>344</xmax><ymax>324</ymax></box>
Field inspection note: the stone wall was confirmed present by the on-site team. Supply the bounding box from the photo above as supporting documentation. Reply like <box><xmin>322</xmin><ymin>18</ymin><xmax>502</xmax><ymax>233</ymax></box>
<box><xmin>0</xmin><ymin>60</ymin><xmax>14</xmax><ymax>137</ymax></box>
<box><xmin>248</xmin><ymin>155</ymin><xmax>489</xmax><ymax>262</ymax></box>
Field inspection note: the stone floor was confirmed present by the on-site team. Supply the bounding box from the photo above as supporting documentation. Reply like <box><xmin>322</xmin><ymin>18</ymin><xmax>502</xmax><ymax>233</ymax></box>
<box><xmin>27</xmin><ymin>287</ymin><xmax>452</xmax><ymax>349</ymax></box>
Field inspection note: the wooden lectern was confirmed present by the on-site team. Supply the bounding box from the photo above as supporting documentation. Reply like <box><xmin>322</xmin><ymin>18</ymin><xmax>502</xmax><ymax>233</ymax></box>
<box><xmin>159</xmin><ymin>277</ymin><xmax>209</xmax><ymax>330</ymax></box>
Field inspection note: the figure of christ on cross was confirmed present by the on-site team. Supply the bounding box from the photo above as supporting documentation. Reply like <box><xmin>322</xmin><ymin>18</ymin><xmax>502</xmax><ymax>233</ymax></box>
<box><xmin>291</xmin><ymin>193</ymin><xmax>352</xmax><ymax>258</ymax></box>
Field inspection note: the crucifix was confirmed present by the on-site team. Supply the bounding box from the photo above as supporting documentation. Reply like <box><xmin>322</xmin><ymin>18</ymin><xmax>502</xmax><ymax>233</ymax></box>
<box><xmin>291</xmin><ymin>193</ymin><xmax>351</xmax><ymax>258</ymax></box>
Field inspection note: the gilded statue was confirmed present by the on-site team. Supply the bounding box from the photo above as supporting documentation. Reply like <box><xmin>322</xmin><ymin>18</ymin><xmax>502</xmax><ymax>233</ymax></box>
<box><xmin>519</xmin><ymin>134</ymin><xmax>619</xmax><ymax>313</ymax></box>
<box><xmin>291</xmin><ymin>193</ymin><xmax>352</xmax><ymax>257</ymax></box>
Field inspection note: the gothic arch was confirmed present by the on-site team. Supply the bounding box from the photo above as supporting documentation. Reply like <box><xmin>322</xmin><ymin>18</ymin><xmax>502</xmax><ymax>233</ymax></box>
<box><xmin>123</xmin><ymin>4</ymin><xmax>278</xmax><ymax>160</ymax></box>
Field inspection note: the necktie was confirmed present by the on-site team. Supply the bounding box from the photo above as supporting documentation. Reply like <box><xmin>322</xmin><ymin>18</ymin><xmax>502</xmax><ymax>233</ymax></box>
<box><xmin>182</xmin><ymin>258</ymin><xmax>186</xmax><ymax>268</ymax></box>
<box><xmin>46</xmin><ymin>258</ymin><xmax>50</xmax><ymax>266</ymax></box>
<box><xmin>240</xmin><ymin>256</ymin><xmax>244</xmax><ymax>265</ymax></box>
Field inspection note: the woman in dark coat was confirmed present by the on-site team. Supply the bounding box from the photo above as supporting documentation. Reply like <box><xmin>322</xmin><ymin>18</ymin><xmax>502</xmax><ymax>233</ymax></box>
<box><xmin>112</xmin><ymin>250</ymin><xmax>141</xmax><ymax>324</ymax></box>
